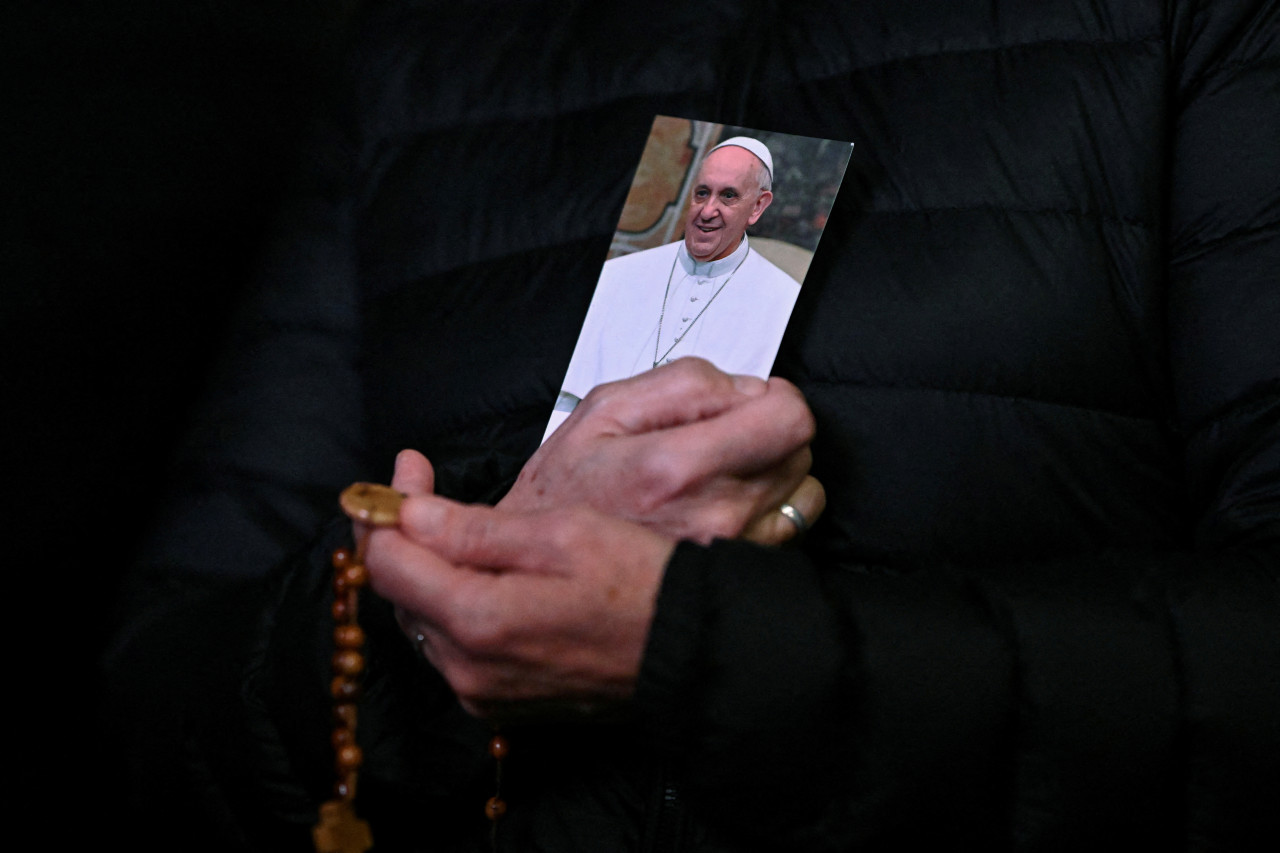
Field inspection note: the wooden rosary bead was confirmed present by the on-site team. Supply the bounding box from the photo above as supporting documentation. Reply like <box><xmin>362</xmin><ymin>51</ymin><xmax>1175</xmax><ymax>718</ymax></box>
<box><xmin>333</xmin><ymin>703</ymin><xmax>358</xmax><ymax>729</ymax></box>
<box><xmin>488</xmin><ymin>734</ymin><xmax>509</xmax><ymax>760</ymax></box>
<box><xmin>334</xmin><ymin>624</ymin><xmax>365</xmax><ymax>649</ymax></box>
<box><xmin>331</xmin><ymin>597</ymin><xmax>351</xmax><ymax>621</ymax></box>
<box><xmin>484</xmin><ymin>796</ymin><xmax>508</xmax><ymax>820</ymax></box>
<box><xmin>332</xmin><ymin>649</ymin><xmax>365</xmax><ymax>677</ymax></box>
<box><xmin>331</xmin><ymin>547</ymin><xmax>352</xmax><ymax>569</ymax></box>
<box><xmin>331</xmin><ymin>676</ymin><xmax>361</xmax><ymax>702</ymax></box>
<box><xmin>331</xmin><ymin>726</ymin><xmax>354</xmax><ymax>749</ymax></box>
<box><xmin>335</xmin><ymin>743</ymin><xmax>364</xmax><ymax>774</ymax></box>
<box><xmin>340</xmin><ymin>563</ymin><xmax>369</xmax><ymax>588</ymax></box>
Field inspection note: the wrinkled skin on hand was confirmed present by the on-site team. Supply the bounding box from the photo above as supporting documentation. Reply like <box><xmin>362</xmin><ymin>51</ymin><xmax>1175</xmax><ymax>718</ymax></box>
<box><xmin>502</xmin><ymin>358</ymin><xmax>822</xmax><ymax>544</ymax></box>
<box><xmin>374</xmin><ymin>491</ymin><xmax>674</xmax><ymax>717</ymax></box>
<box><xmin>363</xmin><ymin>358</ymin><xmax>824</xmax><ymax>717</ymax></box>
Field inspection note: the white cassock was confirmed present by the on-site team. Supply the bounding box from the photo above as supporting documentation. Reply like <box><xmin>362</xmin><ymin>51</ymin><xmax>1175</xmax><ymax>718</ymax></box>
<box><xmin>544</xmin><ymin>235</ymin><xmax>800</xmax><ymax>441</ymax></box>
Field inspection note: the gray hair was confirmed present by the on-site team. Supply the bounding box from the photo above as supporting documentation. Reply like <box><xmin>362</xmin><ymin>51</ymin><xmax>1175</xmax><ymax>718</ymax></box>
<box><xmin>754</xmin><ymin>159</ymin><xmax>772</xmax><ymax>194</ymax></box>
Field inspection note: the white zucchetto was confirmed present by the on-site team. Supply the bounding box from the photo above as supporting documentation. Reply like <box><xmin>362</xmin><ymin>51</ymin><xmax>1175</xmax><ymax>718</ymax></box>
<box><xmin>708</xmin><ymin>136</ymin><xmax>773</xmax><ymax>181</ymax></box>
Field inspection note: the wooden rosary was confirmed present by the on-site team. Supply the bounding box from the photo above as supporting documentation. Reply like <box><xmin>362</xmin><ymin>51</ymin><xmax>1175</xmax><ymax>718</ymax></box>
<box><xmin>313</xmin><ymin>482</ymin><xmax>509</xmax><ymax>853</ymax></box>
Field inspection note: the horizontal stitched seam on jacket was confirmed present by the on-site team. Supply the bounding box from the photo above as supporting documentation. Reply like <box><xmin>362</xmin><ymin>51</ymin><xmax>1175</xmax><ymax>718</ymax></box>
<box><xmin>757</xmin><ymin>32</ymin><xmax>1164</xmax><ymax>89</ymax></box>
<box><xmin>869</xmin><ymin>204</ymin><xmax>1154</xmax><ymax>233</ymax></box>
<box><xmin>1190</xmin><ymin>47</ymin><xmax>1280</xmax><ymax>79</ymax></box>
<box><xmin>798</xmin><ymin>379</ymin><xmax>1165</xmax><ymax>425</ymax></box>
<box><xmin>365</xmin><ymin>34</ymin><xmax>1164</xmax><ymax>133</ymax></box>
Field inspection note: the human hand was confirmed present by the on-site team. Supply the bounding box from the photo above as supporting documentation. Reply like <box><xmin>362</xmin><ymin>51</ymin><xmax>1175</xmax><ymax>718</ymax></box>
<box><xmin>366</xmin><ymin>494</ymin><xmax>675</xmax><ymax>718</ymax></box>
<box><xmin>504</xmin><ymin>358</ymin><xmax>823</xmax><ymax>545</ymax></box>
<box><xmin>359</xmin><ymin>361</ymin><xmax>825</xmax><ymax>718</ymax></box>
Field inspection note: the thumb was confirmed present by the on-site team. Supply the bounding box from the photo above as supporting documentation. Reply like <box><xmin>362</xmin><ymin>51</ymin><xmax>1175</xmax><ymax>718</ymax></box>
<box><xmin>392</xmin><ymin>448</ymin><xmax>435</xmax><ymax>495</ymax></box>
<box><xmin>400</xmin><ymin>494</ymin><xmax>562</xmax><ymax>575</ymax></box>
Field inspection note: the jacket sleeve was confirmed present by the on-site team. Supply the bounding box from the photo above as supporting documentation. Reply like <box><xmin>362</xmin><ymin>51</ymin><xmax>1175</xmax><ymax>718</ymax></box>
<box><xmin>97</xmin><ymin>43</ymin><xmax>395</xmax><ymax>844</ymax></box>
<box><xmin>633</xmin><ymin>2</ymin><xmax>1280</xmax><ymax>849</ymax></box>
<box><xmin>108</xmin><ymin>85</ymin><xmax>373</xmax><ymax>634</ymax></box>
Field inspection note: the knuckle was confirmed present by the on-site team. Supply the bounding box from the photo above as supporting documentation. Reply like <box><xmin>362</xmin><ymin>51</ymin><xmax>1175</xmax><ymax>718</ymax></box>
<box><xmin>547</xmin><ymin>510</ymin><xmax>588</xmax><ymax>552</ymax></box>
<box><xmin>451</xmin><ymin>509</ymin><xmax>497</xmax><ymax>558</ymax></box>
<box><xmin>571</xmin><ymin>388</ymin><xmax>610</xmax><ymax>424</ymax></box>
<box><xmin>790</xmin><ymin>404</ymin><xmax>817</xmax><ymax>444</ymax></box>
<box><xmin>770</xmin><ymin>379</ymin><xmax>817</xmax><ymax>442</ymax></box>
<box><xmin>660</xmin><ymin>357</ymin><xmax>721</xmax><ymax>397</ymax></box>
<box><xmin>628</xmin><ymin>454</ymin><xmax>683</xmax><ymax>515</ymax></box>
<box><xmin>674</xmin><ymin>355</ymin><xmax>716</xmax><ymax>380</ymax></box>
<box><xmin>581</xmin><ymin>377</ymin><xmax>626</xmax><ymax>413</ymax></box>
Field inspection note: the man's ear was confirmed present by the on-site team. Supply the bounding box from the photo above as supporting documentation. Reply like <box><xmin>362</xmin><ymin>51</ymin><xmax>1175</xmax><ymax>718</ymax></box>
<box><xmin>746</xmin><ymin>189</ymin><xmax>773</xmax><ymax>226</ymax></box>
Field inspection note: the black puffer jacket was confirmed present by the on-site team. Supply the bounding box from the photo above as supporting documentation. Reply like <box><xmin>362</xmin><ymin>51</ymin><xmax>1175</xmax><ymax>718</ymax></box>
<box><xmin>108</xmin><ymin>0</ymin><xmax>1279</xmax><ymax>850</ymax></box>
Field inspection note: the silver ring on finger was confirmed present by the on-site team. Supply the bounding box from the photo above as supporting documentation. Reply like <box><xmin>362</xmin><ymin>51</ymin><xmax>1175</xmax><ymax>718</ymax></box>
<box><xmin>779</xmin><ymin>502</ymin><xmax>808</xmax><ymax>536</ymax></box>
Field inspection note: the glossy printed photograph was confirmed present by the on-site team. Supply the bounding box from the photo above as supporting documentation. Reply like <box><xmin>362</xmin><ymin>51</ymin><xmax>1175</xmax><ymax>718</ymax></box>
<box><xmin>545</xmin><ymin>115</ymin><xmax>854</xmax><ymax>441</ymax></box>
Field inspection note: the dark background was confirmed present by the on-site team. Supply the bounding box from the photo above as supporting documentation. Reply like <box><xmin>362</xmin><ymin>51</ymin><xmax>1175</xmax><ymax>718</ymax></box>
<box><xmin>3</xmin><ymin>1</ymin><xmax>365</xmax><ymax>835</ymax></box>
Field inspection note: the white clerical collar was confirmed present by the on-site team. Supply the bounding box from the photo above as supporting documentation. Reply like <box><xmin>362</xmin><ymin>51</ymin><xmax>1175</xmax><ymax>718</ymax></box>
<box><xmin>677</xmin><ymin>234</ymin><xmax>750</xmax><ymax>278</ymax></box>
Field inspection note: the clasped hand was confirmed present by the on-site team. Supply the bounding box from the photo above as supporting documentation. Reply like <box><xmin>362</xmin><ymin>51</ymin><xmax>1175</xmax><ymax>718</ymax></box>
<box><xmin>364</xmin><ymin>358</ymin><xmax>822</xmax><ymax>718</ymax></box>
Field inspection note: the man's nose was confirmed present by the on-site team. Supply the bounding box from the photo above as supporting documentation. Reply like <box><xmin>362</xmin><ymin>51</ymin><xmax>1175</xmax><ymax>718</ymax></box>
<box><xmin>699</xmin><ymin>198</ymin><xmax>722</xmax><ymax>220</ymax></box>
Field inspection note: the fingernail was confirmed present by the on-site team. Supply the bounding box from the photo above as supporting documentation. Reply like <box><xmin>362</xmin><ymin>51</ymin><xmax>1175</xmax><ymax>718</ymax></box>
<box><xmin>732</xmin><ymin>374</ymin><xmax>767</xmax><ymax>396</ymax></box>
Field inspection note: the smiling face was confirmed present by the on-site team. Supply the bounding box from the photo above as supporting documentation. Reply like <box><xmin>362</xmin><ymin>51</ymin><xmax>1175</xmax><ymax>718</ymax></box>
<box><xmin>682</xmin><ymin>145</ymin><xmax>774</xmax><ymax>262</ymax></box>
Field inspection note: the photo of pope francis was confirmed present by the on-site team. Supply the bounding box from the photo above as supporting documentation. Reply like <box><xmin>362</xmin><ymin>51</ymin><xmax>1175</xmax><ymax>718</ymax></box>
<box><xmin>546</xmin><ymin>136</ymin><xmax>799</xmax><ymax>440</ymax></box>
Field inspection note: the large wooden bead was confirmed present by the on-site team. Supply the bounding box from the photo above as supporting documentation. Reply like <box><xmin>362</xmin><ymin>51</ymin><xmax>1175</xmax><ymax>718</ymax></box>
<box><xmin>339</xmin><ymin>483</ymin><xmax>405</xmax><ymax>527</ymax></box>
